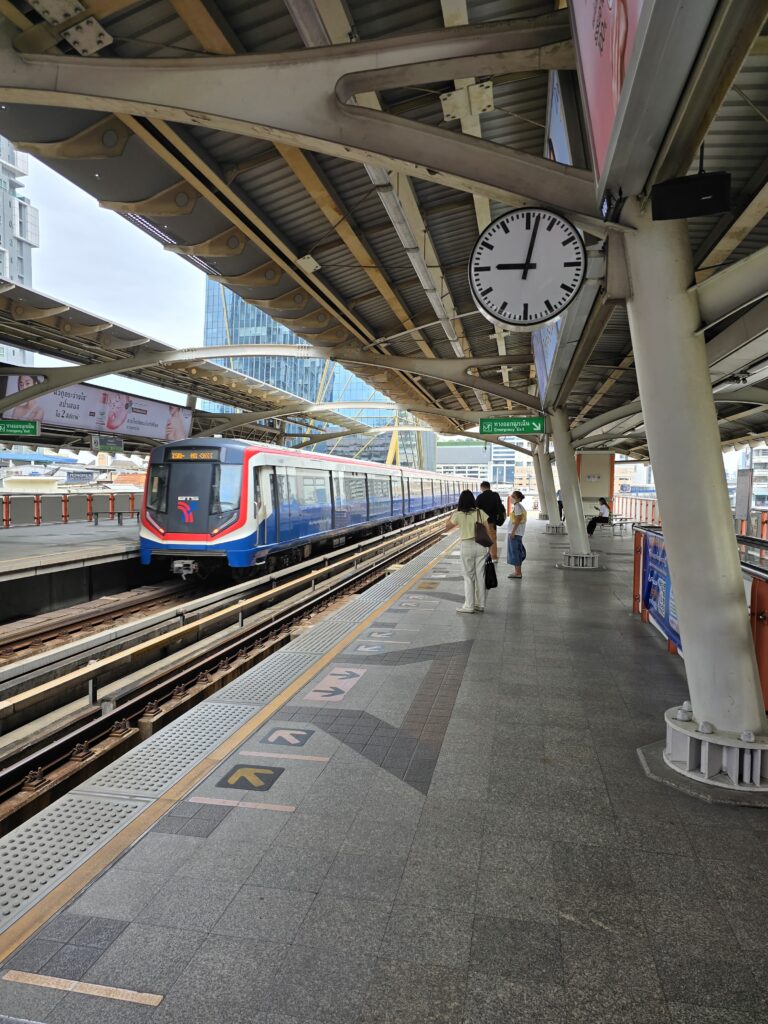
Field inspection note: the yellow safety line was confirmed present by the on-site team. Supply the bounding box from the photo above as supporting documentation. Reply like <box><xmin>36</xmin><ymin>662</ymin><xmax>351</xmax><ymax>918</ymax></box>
<box><xmin>0</xmin><ymin>535</ymin><xmax>457</xmax><ymax>961</ymax></box>
<box><xmin>3</xmin><ymin>970</ymin><xmax>163</xmax><ymax>1006</ymax></box>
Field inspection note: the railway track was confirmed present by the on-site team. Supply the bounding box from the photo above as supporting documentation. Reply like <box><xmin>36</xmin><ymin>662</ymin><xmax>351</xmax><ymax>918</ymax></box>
<box><xmin>0</xmin><ymin>581</ymin><xmax>205</xmax><ymax>663</ymax></box>
<box><xmin>0</xmin><ymin>515</ymin><xmax>450</xmax><ymax>829</ymax></box>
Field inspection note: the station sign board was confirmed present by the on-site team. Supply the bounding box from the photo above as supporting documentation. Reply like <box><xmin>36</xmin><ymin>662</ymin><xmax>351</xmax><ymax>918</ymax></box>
<box><xmin>0</xmin><ymin>418</ymin><xmax>39</xmax><ymax>437</ymax></box>
<box><xmin>91</xmin><ymin>434</ymin><xmax>124</xmax><ymax>454</ymax></box>
<box><xmin>479</xmin><ymin>416</ymin><xmax>545</xmax><ymax>436</ymax></box>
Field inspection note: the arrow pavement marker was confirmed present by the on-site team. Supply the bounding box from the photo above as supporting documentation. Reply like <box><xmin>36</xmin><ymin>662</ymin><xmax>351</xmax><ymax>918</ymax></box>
<box><xmin>305</xmin><ymin>666</ymin><xmax>366</xmax><ymax>702</ymax></box>
<box><xmin>353</xmin><ymin>641</ymin><xmax>409</xmax><ymax>653</ymax></box>
<box><xmin>263</xmin><ymin>727</ymin><xmax>314</xmax><ymax>747</ymax></box>
<box><xmin>218</xmin><ymin>765</ymin><xmax>284</xmax><ymax>791</ymax></box>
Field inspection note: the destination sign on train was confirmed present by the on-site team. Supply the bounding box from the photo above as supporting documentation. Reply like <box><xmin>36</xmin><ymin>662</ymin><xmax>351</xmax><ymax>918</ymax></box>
<box><xmin>170</xmin><ymin>449</ymin><xmax>217</xmax><ymax>461</ymax></box>
<box><xmin>479</xmin><ymin>416</ymin><xmax>546</xmax><ymax>435</ymax></box>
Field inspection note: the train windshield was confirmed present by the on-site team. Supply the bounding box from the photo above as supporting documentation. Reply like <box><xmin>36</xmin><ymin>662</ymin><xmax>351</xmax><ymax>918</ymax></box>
<box><xmin>211</xmin><ymin>463</ymin><xmax>241</xmax><ymax>514</ymax></box>
<box><xmin>146</xmin><ymin>464</ymin><xmax>169</xmax><ymax>512</ymax></box>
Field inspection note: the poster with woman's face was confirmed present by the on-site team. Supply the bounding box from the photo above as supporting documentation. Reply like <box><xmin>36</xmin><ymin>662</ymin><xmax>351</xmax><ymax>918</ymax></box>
<box><xmin>0</xmin><ymin>373</ymin><xmax>192</xmax><ymax>440</ymax></box>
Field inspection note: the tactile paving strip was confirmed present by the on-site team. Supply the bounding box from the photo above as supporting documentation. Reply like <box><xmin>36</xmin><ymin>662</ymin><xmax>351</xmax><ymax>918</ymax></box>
<box><xmin>285</xmin><ymin>619</ymin><xmax>358</xmax><ymax>653</ymax></box>
<box><xmin>78</xmin><ymin>703</ymin><xmax>258</xmax><ymax>799</ymax></box>
<box><xmin>0</xmin><ymin>794</ymin><xmax>147</xmax><ymax>929</ymax></box>
<box><xmin>212</xmin><ymin>653</ymin><xmax>319</xmax><ymax>704</ymax></box>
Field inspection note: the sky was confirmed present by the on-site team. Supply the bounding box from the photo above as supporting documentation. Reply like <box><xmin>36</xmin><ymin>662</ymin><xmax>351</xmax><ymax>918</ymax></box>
<box><xmin>26</xmin><ymin>157</ymin><xmax>206</xmax><ymax>401</ymax></box>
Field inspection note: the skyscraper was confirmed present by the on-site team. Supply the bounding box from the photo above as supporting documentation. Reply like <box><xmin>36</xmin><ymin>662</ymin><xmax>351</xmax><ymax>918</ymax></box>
<box><xmin>202</xmin><ymin>279</ymin><xmax>433</xmax><ymax>467</ymax></box>
<box><xmin>0</xmin><ymin>138</ymin><xmax>39</xmax><ymax>368</ymax></box>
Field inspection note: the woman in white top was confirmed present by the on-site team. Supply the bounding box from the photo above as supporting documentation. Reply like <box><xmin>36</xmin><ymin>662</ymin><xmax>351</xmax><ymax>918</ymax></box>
<box><xmin>587</xmin><ymin>497</ymin><xmax>611</xmax><ymax>536</ymax></box>
<box><xmin>507</xmin><ymin>490</ymin><xmax>527</xmax><ymax>579</ymax></box>
<box><xmin>450</xmin><ymin>489</ymin><xmax>491</xmax><ymax>613</ymax></box>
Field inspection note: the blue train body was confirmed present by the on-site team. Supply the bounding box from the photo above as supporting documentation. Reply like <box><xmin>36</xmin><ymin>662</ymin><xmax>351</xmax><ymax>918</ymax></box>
<box><xmin>139</xmin><ymin>439</ymin><xmax>472</xmax><ymax>575</ymax></box>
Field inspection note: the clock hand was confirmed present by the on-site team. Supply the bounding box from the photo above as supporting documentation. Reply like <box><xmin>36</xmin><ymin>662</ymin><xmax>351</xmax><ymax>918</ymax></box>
<box><xmin>496</xmin><ymin>263</ymin><xmax>537</xmax><ymax>270</ymax></box>
<box><xmin>521</xmin><ymin>214</ymin><xmax>541</xmax><ymax>281</ymax></box>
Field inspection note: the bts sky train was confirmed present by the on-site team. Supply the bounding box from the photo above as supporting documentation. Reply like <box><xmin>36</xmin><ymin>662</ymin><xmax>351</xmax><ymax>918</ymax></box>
<box><xmin>139</xmin><ymin>439</ymin><xmax>474</xmax><ymax>577</ymax></box>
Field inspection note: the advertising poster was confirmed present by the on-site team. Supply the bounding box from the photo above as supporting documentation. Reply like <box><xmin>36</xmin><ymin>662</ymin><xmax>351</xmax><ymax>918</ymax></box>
<box><xmin>531</xmin><ymin>319</ymin><xmax>562</xmax><ymax>403</ymax></box>
<box><xmin>0</xmin><ymin>372</ymin><xmax>192</xmax><ymax>442</ymax></box>
<box><xmin>570</xmin><ymin>0</ymin><xmax>647</xmax><ymax>177</ymax></box>
<box><xmin>643</xmin><ymin>533</ymin><xmax>681</xmax><ymax>650</ymax></box>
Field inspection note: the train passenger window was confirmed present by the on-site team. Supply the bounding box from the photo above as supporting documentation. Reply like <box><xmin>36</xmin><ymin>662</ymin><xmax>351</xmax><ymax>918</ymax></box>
<box><xmin>392</xmin><ymin>475</ymin><xmax>403</xmax><ymax>500</ymax></box>
<box><xmin>147</xmin><ymin>464</ymin><xmax>169</xmax><ymax>512</ymax></box>
<box><xmin>343</xmin><ymin>472</ymin><xmax>367</xmax><ymax>505</ymax></box>
<box><xmin>211</xmin><ymin>464</ymin><xmax>241</xmax><ymax>514</ymax></box>
<box><xmin>295</xmin><ymin>471</ymin><xmax>329</xmax><ymax>506</ymax></box>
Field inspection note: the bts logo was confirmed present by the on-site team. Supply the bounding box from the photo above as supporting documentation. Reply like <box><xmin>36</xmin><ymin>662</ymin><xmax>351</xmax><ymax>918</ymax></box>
<box><xmin>177</xmin><ymin>496</ymin><xmax>199</xmax><ymax>524</ymax></box>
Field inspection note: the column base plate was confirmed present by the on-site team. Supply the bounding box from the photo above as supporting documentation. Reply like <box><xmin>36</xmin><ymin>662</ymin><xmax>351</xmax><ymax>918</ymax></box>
<box><xmin>556</xmin><ymin>552</ymin><xmax>599</xmax><ymax>570</ymax></box>
<box><xmin>638</xmin><ymin>739</ymin><xmax>768</xmax><ymax>806</ymax></box>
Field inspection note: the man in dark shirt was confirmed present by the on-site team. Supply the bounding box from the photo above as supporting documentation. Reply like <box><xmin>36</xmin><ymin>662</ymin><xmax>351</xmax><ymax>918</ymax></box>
<box><xmin>475</xmin><ymin>481</ymin><xmax>506</xmax><ymax>562</ymax></box>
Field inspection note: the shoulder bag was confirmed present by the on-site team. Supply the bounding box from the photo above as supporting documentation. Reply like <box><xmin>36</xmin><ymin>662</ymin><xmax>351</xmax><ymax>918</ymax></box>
<box><xmin>475</xmin><ymin>510</ymin><xmax>492</xmax><ymax>547</ymax></box>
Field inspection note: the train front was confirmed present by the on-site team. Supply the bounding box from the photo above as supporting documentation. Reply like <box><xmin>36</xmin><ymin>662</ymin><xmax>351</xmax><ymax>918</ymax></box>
<box><xmin>139</xmin><ymin>440</ymin><xmax>256</xmax><ymax>577</ymax></box>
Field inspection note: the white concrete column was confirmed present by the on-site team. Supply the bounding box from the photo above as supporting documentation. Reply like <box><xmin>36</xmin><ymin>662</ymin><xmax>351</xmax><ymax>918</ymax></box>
<box><xmin>538</xmin><ymin>440</ymin><xmax>559</xmax><ymax>524</ymax></box>
<box><xmin>623</xmin><ymin>198</ymin><xmax>766</xmax><ymax>738</ymax></box>
<box><xmin>532</xmin><ymin>448</ymin><xmax>549</xmax><ymax>519</ymax></box>
<box><xmin>550</xmin><ymin>407</ymin><xmax>592</xmax><ymax>557</ymax></box>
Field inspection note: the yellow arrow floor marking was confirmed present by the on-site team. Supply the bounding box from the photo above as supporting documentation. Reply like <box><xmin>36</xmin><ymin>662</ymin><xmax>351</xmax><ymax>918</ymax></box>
<box><xmin>227</xmin><ymin>767</ymin><xmax>274</xmax><ymax>788</ymax></box>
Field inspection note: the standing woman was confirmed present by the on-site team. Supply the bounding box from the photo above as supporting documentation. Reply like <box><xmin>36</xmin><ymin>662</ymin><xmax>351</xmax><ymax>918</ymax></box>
<box><xmin>507</xmin><ymin>490</ymin><xmax>528</xmax><ymax>579</ymax></box>
<box><xmin>450</xmin><ymin>489</ymin><xmax>491</xmax><ymax>613</ymax></box>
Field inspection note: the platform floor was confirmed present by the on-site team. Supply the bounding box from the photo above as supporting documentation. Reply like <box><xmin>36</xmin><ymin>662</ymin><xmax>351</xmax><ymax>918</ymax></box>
<box><xmin>0</xmin><ymin>520</ymin><xmax>140</xmax><ymax>580</ymax></box>
<box><xmin>3</xmin><ymin>522</ymin><xmax>768</xmax><ymax>1023</ymax></box>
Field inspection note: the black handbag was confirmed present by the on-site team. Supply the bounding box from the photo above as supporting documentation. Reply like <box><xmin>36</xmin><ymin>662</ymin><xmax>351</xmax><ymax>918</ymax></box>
<box><xmin>474</xmin><ymin>511</ymin><xmax>492</xmax><ymax>547</ymax></box>
<box><xmin>484</xmin><ymin>554</ymin><xmax>498</xmax><ymax>590</ymax></box>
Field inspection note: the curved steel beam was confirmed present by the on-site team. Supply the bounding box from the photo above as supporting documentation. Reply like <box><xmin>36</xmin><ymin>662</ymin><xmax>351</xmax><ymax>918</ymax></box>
<box><xmin>569</xmin><ymin>400</ymin><xmax>644</xmax><ymax>441</ymax></box>
<box><xmin>0</xmin><ymin>14</ymin><xmax>601</xmax><ymax>222</ymax></box>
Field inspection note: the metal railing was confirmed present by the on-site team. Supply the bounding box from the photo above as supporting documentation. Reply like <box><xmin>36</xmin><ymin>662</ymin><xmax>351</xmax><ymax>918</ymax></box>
<box><xmin>0</xmin><ymin>492</ymin><xmax>139</xmax><ymax>528</ymax></box>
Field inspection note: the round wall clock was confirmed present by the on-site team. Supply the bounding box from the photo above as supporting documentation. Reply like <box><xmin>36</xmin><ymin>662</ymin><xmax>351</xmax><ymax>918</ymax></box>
<box><xmin>468</xmin><ymin>208</ymin><xmax>587</xmax><ymax>329</ymax></box>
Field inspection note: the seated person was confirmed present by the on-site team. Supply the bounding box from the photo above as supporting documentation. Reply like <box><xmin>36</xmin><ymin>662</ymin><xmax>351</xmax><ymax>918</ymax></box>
<box><xmin>587</xmin><ymin>497</ymin><xmax>611</xmax><ymax>536</ymax></box>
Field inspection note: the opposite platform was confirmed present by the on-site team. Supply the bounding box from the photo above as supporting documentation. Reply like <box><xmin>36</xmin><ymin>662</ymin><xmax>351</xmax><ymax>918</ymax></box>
<box><xmin>0</xmin><ymin>521</ymin><xmax>140</xmax><ymax>583</ymax></box>
<box><xmin>2</xmin><ymin>522</ymin><xmax>768</xmax><ymax>1024</ymax></box>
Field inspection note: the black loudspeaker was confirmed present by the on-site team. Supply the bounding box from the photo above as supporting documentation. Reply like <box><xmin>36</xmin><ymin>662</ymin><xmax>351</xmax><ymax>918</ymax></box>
<box><xmin>650</xmin><ymin>172</ymin><xmax>731</xmax><ymax>221</ymax></box>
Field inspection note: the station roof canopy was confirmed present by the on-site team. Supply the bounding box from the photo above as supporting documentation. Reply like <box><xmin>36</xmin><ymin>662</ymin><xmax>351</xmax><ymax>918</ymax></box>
<box><xmin>0</xmin><ymin>1</ymin><xmax>765</xmax><ymax>456</ymax></box>
<box><xmin>0</xmin><ymin>281</ymin><xmax>371</xmax><ymax>450</ymax></box>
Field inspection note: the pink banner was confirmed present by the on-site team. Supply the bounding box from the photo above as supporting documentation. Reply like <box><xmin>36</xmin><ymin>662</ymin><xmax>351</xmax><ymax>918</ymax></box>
<box><xmin>570</xmin><ymin>0</ymin><xmax>647</xmax><ymax>177</ymax></box>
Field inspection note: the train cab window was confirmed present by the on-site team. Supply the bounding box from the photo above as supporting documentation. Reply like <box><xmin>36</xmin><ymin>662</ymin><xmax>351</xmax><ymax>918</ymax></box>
<box><xmin>211</xmin><ymin>463</ymin><xmax>241</xmax><ymax>515</ymax></box>
<box><xmin>147</xmin><ymin>464</ymin><xmax>169</xmax><ymax>513</ymax></box>
<box><xmin>253</xmin><ymin>468</ymin><xmax>261</xmax><ymax>510</ymax></box>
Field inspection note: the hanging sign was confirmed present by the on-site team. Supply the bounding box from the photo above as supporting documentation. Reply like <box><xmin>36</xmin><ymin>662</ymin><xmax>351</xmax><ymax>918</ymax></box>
<box><xmin>479</xmin><ymin>417</ymin><xmax>545</xmax><ymax>436</ymax></box>
<box><xmin>0</xmin><ymin>418</ymin><xmax>39</xmax><ymax>436</ymax></box>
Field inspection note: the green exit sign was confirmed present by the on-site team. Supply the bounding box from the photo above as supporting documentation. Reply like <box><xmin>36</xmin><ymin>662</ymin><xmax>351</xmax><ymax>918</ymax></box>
<box><xmin>0</xmin><ymin>418</ymin><xmax>40</xmax><ymax>437</ymax></box>
<box><xmin>479</xmin><ymin>416</ymin><xmax>545</xmax><ymax>435</ymax></box>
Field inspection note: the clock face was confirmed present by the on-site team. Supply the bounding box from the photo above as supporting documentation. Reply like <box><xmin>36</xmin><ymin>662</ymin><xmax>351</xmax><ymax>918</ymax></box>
<box><xmin>468</xmin><ymin>208</ymin><xmax>587</xmax><ymax>329</ymax></box>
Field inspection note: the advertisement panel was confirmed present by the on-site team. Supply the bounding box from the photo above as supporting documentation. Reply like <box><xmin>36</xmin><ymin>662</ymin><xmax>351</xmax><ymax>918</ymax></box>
<box><xmin>0</xmin><ymin>372</ymin><xmax>192</xmax><ymax>442</ymax></box>
<box><xmin>531</xmin><ymin>319</ymin><xmax>562</xmax><ymax>403</ymax></box>
<box><xmin>569</xmin><ymin>0</ymin><xmax>647</xmax><ymax>178</ymax></box>
<box><xmin>642</xmin><ymin>533</ymin><xmax>681</xmax><ymax>650</ymax></box>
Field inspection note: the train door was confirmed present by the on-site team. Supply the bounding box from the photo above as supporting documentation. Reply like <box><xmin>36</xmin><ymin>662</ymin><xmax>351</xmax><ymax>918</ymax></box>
<box><xmin>272</xmin><ymin>466</ymin><xmax>280</xmax><ymax>540</ymax></box>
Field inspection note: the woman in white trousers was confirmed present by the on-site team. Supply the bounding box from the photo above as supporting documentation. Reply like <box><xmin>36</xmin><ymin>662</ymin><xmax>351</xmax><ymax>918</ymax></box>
<box><xmin>450</xmin><ymin>489</ymin><xmax>491</xmax><ymax>613</ymax></box>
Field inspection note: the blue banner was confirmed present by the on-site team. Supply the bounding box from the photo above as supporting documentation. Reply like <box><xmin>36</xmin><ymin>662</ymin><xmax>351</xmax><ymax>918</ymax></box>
<box><xmin>642</xmin><ymin>534</ymin><xmax>681</xmax><ymax>650</ymax></box>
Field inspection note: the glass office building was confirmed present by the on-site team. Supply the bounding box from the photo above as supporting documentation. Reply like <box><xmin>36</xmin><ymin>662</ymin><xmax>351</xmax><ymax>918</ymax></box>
<box><xmin>202</xmin><ymin>280</ymin><xmax>434</xmax><ymax>468</ymax></box>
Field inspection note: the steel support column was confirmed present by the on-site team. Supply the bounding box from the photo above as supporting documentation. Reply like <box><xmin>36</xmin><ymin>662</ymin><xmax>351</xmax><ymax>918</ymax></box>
<box><xmin>550</xmin><ymin>408</ymin><xmax>595</xmax><ymax>565</ymax></box>
<box><xmin>538</xmin><ymin>440</ymin><xmax>560</xmax><ymax>527</ymax></box>
<box><xmin>532</xmin><ymin>446</ymin><xmax>548</xmax><ymax>519</ymax></box>
<box><xmin>623</xmin><ymin>198</ymin><xmax>768</xmax><ymax>788</ymax></box>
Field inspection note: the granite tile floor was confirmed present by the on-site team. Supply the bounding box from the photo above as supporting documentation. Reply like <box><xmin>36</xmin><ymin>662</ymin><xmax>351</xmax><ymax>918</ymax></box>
<box><xmin>3</xmin><ymin>521</ymin><xmax>768</xmax><ymax>1023</ymax></box>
